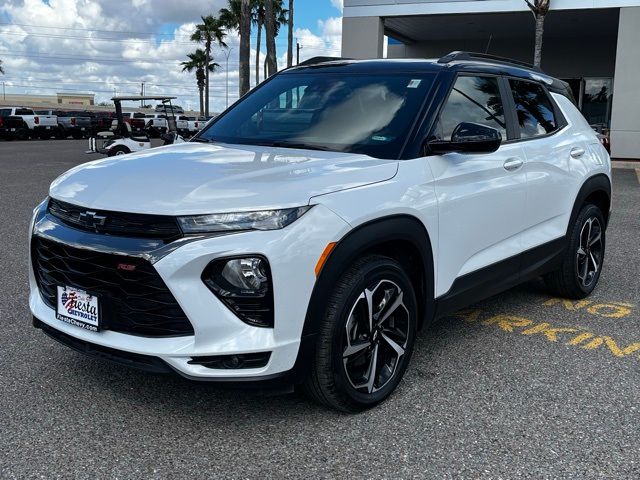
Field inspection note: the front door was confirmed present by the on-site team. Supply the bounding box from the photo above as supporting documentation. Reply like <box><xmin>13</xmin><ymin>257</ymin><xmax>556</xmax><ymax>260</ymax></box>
<box><xmin>428</xmin><ymin>74</ymin><xmax>527</xmax><ymax>297</ymax></box>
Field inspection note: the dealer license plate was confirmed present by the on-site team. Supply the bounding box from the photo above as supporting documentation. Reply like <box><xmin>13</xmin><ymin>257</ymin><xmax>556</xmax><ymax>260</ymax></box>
<box><xmin>56</xmin><ymin>285</ymin><xmax>100</xmax><ymax>331</ymax></box>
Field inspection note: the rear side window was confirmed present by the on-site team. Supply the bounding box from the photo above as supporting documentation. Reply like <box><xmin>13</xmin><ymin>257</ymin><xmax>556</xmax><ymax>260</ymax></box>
<box><xmin>0</xmin><ymin>109</ymin><xmax>12</xmax><ymax>116</ymax></box>
<box><xmin>16</xmin><ymin>108</ymin><xmax>35</xmax><ymax>115</ymax></box>
<box><xmin>433</xmin><ymin>76</ymin><xmax>507</xmax><ymax>141</ymax></box>
<box><xmin>509</xmin><ymin>79</ymin><xmax>557</xmax><ymax>138</ymax></box>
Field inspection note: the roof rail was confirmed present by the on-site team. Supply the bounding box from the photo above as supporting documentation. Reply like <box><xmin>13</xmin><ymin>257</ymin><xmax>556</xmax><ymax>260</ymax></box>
<box><xmin>437</xmin><ymin>51</ymin><xmax>543</xmax><ymax>73</ymax></box>
<box><xmin>297</xmin><ymin>56</ymin><xmax>349</xmax><ymax>66</ymax></box>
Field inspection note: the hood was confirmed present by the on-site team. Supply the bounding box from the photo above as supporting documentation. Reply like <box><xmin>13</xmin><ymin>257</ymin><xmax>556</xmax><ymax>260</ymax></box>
<box><xmin>49</xmin><ymin>142</ymin><xmax>398</xmax><ymax>215</ymax></box>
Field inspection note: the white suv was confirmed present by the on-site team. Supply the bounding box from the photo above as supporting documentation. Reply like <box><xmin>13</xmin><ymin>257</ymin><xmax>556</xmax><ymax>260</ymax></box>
<box><xmin>29</xmin><ymin>53</ymin><xmax>611</xmax><ymax>411</ymax></box>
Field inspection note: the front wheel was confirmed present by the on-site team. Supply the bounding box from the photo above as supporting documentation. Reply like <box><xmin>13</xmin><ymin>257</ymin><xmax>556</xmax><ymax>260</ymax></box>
<box><xmin>544</xmin><ymin>204</ymin><xmax>606</xmax><ymax>299</ymax></box>
<box><xmin>303</xmin><ymin>255</ymin><xmax>418</xmax><ymax>412</ymax></box>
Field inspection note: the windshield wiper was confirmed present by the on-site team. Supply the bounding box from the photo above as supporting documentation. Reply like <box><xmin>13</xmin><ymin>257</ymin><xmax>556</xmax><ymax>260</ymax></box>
<box><xmin>263</xmin><ymin>141</ymin><xmax>335</xmax><ymax>152</ymax></box>
<box><xmin>191</xmin><ymin>137</ymin><xmax>212</xmax><ymax>143</ymax></box>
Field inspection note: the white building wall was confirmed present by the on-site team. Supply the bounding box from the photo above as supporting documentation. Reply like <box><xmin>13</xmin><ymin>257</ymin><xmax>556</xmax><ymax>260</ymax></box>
<box><xmin>345</xmin><ymin>0</ymin><xmax>640</xmax><ymax>17</ymax></box>
<box><xmin>610</xmin><ymin>7</ymin><xmax>640</xmax><ymax>159</ymax></box>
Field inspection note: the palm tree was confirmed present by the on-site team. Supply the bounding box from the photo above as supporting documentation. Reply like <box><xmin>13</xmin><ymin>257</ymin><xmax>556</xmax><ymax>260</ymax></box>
<box><xmin>264</xmin><ymin>0</ymin><xmax>277</xmax><ymax>77</ymax></box>
<box><xmin>524</xmin><ymin>0</ymin><xmax>551</xmax><ymax>67</ymax></box>
<box><xmin>0</xmin><ymin>59</ymin><xmax>4</xmax><ymax>75</ymax></box>
<box><xmin>219</xmin><ymin>0</ymin><xmax>252</xmax><ymax>95</ymax></box>
<box><xmin>191</xmin><ymin>15</ymin><xmax>227</xmax><ymax>117</ymax></box>
<box><xmin>239</xmin><ymin>0</ymin><xmax>251</xmax><ymax>96</ymax></box>
<box><xmin>181</xmin><ymin>49</ymin><xmax>220</xmax><ymax>116</ymax></box>
<box><xmin>263</xmin><ymin>0</ymin><xmax>288</xmax><ymax>76</ymax></box>
<box><xmin>287</xmin><ymin>0</ymin><xmax>293</xmax><ymax>68</ymax></box>
<box><xmin>220</xmin><ymin>1</ymin><xmax>265</xmax><ymax>86</ymax></box>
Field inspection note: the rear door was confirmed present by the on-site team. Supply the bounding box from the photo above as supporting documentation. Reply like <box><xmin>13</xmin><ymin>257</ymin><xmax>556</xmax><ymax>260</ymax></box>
<box><xmin>428</xmin><ymin>74</ymin><xmax>527</xmax><ymax>295</ymax></box>
<box><xmin>505</xmin><ymin>78</ymin><xmax>581</xmax><ymax>251</ymax></box>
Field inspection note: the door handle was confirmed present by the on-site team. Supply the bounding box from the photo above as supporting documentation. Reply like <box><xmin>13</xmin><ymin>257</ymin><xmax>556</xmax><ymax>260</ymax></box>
<box><xmin>570</xmin><ymin>147</ymin><xmax>585</xmax><ymax>158</ymax></box>
<box><xmin>503</xmin><ymin>158</ymin><xmax>523</xmax><ymax>171</ymax></box>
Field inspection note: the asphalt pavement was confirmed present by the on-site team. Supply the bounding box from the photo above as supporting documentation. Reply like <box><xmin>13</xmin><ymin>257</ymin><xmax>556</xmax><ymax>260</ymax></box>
<box><xmin>1</xmin><ymin>140</ymin><xmax>639</xmax><ymax>479</ymax></box>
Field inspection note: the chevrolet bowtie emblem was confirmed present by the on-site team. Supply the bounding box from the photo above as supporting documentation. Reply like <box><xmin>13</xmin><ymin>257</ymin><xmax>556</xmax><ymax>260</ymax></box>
<box><xmin>78</xmin><ymin>211</ymin><xmax>107</xmax><ymax>228</ymax></box>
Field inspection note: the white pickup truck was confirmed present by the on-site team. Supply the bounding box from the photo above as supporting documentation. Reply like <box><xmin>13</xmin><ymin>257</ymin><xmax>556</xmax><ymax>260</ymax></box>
<box><xmin>176</xmin><ymin>115</ymin><xmax>191</xmax><ymax>135</ymax></box>
<box><xmin>144</xmin><ymin>114</ymin><xmax>168</xmax><ymax>137</ymax></box>
<box><xmin>185</xmin><ymin>116</ymin><xmax>208</xmax><ymax>135</ymax></box>
<box><xmin>4</xmin><ymin>107</ymin><xmax>58</xmax><ymax>139</ymax></box>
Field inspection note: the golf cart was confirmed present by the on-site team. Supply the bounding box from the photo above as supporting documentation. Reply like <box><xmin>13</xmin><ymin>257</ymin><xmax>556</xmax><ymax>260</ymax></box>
<box><xmin>86</xmin><ymin>96</ymin><xmax>185</xmax><ymax>156</ymax></box>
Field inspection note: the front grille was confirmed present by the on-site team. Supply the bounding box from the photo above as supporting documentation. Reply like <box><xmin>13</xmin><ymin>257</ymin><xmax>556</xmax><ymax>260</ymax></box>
<box><xmin>31</xmin><ymin>236</ymin><xmax>194</xmax><ymax>337</ymax></box>
<box><xmin>48</xmin><ymin>198</ymin><xmax>182</xmax><ymax>242</ymax></box>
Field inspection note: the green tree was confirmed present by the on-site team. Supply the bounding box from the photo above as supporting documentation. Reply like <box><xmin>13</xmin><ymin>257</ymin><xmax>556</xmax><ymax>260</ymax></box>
<box><xmin>220</xmin><ymin>0</ymin><xmax>288</xmax><ymax>85</ymax></box>
<box><xmin>219</xmin><ymin>0</ymin><xmax>251</xmax><ymax>95</ymax></box>
<box><xmin>524</xmin><ymin>0</ymin><xmax>551</xmax><ymax>67</ymax></box>
<box><xmin>191</xmin><ymin>15</ymin><xmax>227</xmax><ymax>116</ymax></box>
<box><xmin>181</xmin><ymin>49</ymin><xmax>220</xmax><ymax>116</ymax></box>
<box><xmin>0</xmin><ymin>59</ymin><xmax>4</xmax><ymax>74</ymax></box>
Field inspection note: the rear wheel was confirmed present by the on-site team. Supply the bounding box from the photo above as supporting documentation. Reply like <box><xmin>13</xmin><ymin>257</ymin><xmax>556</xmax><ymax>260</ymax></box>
<box><xmin>107</xmin><ymin>145</ymin><xmax>130</xmax><ymax>156</ymax></box>
<box><xmin>303</xmin><ymin>255</ymin><xmax>418</xmax><ymax>412</ymax></box>
<box><xmin>544</xmin><ymin>204</ymin><xmax>605</xmax><ymax>299</ymax></box>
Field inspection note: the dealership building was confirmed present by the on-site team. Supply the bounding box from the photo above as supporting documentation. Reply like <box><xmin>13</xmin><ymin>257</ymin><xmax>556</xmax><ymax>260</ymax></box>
<box><xmin>342</xmin><ymin>0</ymin><xmax>640</xmax><ymax>159</ymax></box>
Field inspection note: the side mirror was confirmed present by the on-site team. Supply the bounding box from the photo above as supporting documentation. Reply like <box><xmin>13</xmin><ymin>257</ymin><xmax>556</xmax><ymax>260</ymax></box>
<box><xmin>427</xmin><ymin>122</ymin><xmax>502</xmax><ymax>155</ymax></box>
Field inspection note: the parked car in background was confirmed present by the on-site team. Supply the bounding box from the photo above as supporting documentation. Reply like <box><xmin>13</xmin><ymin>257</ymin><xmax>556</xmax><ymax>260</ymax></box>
<box><xmin>5</xmin><ymin>107</ymin><xmax>58</xmax><ymax>139</ymax></box>
<box><xmin>155</xmin><ymin>104</ymin><xmax>184</xmax><ymax>114</ymax></box>
<box><xmin>176</xmin><ymin>115</ymin><xmax>190</xmax><ymax>136</ymax></box>
<box><xmin>111</xmin><ymin>112</ymin><xmax>145</xmax><ymax>133</ymax></box>
<box><xmin>35</xmin><ymin>110</ymin><xmax>92</xmax><ymax>139</ymax></box>
<box><xmin>0</xmin><ymin>108</ymin><xmax>28</xmax><ymax>140</ymax></box>
<box><xmin>186</xmin><ymin>116</ymin><xmax>208</xmax><ymax>135</ymax></box>
<box><xmin>86</xmin><ymin>111</ymin><xmax>115</xmax><ymax>135</ymax></box>
<box><xmin>591</xmin><ymin>124</ymin><xmax>611</xmax><ymax>154</ymax></box>
<box><xmin>144</xmin><ymin>113</ymin><xmax>169</xmax><ymax>137</ymax></box>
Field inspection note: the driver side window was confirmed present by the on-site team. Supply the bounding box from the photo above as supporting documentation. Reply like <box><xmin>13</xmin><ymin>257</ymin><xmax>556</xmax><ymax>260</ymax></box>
<box><xmin>434</xmin><ymin>76</ymin><xmax>507</xmax><ymax>141</ymax></box>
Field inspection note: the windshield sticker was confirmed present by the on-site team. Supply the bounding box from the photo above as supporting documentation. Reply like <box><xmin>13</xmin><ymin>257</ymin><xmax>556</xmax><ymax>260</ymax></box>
<box><xmin>407</xmin><ymin>79</ymin><xmax>422</xmax><ymax>89</ymax></box>
<box><xmin>372</xmin><ymin>135</ymin><xmax>388</xmax><ymax>141</ymax></box>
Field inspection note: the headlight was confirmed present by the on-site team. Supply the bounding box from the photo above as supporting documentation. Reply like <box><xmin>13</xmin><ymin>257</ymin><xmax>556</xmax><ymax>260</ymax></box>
<box><xmin>178</xmin><ymin>206</ymin><xmax>312</xmax><ymax>234</ymax></box>
<box><xmin>202</xmin><ymin>256</ymin><xmax>274</xmax><ymax>328</ymax></box>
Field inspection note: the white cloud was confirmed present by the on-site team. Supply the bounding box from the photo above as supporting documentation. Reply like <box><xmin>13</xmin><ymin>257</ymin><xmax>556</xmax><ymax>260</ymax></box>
<box><xmin>331</xmin><ymin>0</ymin><xmax>343</xmax><ymax>12</ymax></box>
<box><xmin>295</xmin><ymin>16</ymin><xmax>342</xmax><ymax>61</ymax></box>
<box><xmin>0</xmin><ymin>0</ymin><xmax>343</xmax><ymax>113</ymax></box>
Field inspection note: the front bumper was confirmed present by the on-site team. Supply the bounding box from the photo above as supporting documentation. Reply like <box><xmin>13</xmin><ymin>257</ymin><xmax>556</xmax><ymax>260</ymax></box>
<box><xmin>29</xmin><ymin>202</ymin><xmax>350</xmax><ymax>381</ymax></box>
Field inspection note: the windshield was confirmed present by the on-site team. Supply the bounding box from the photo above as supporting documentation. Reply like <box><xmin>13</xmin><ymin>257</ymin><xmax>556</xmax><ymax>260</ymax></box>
<box><xmin>197</xmin><ymin>72</ymin><xmax>435</xmax><ymax>159</ymax></box>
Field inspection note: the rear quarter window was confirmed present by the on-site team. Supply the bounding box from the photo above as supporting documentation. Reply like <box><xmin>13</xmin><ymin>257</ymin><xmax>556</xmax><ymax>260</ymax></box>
<box><xmin>509</xmin><ymin>79</ymin><xmax>558</xmax><ymax>139</ymax></box>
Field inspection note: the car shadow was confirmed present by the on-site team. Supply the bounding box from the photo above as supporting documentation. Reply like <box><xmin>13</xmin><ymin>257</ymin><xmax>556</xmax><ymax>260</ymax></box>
<box><xmin>52</xmin><ymin>278</ymin><xmax>552</xmax><ymax>419</ymax></box>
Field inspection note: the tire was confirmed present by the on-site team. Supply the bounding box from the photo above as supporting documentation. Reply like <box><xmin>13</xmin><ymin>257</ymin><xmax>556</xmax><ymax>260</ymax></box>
<box><xmin>544</xmin><ymin>204</ymin><xmax>606</xmax><ymax>299</ymax></box>
<box><xmin>303</xmin><ymin>255</ymin><xmax>418</xmax><ymax>412</ymax></box>
<box><xmin>107</xmin><ymin>145</ymin><xmax>130</xmax><ymax>156</ymax></box>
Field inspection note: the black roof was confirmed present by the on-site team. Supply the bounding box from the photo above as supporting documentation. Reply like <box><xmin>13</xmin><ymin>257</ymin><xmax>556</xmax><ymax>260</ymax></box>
<box><xmin>285</xmin><ymin>51</ymin><xmax>573</xmax><ymax>101</ymax></box>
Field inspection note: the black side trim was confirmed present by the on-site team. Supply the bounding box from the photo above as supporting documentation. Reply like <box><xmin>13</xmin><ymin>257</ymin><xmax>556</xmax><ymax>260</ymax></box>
<box><xmin>435</xmin><ymin>237</ymin><xmax>566</xmax><ymax>318</ymax></box>
<box><xmin>568</xmin><ymin>174</ymin><xmax>612</xmax><ymax>231</ymax></box>
<box><xmin>301</xmin><ymin>215</ymin><xmax>435</xmax><ymax>338</ymax></box>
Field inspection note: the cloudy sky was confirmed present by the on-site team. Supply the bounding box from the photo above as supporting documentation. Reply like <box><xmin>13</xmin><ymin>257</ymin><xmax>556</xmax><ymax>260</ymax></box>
<box><xmin>0</xmin><ymin>0</ymin><xmax>344</xmax><ymax>112</ymax></box>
